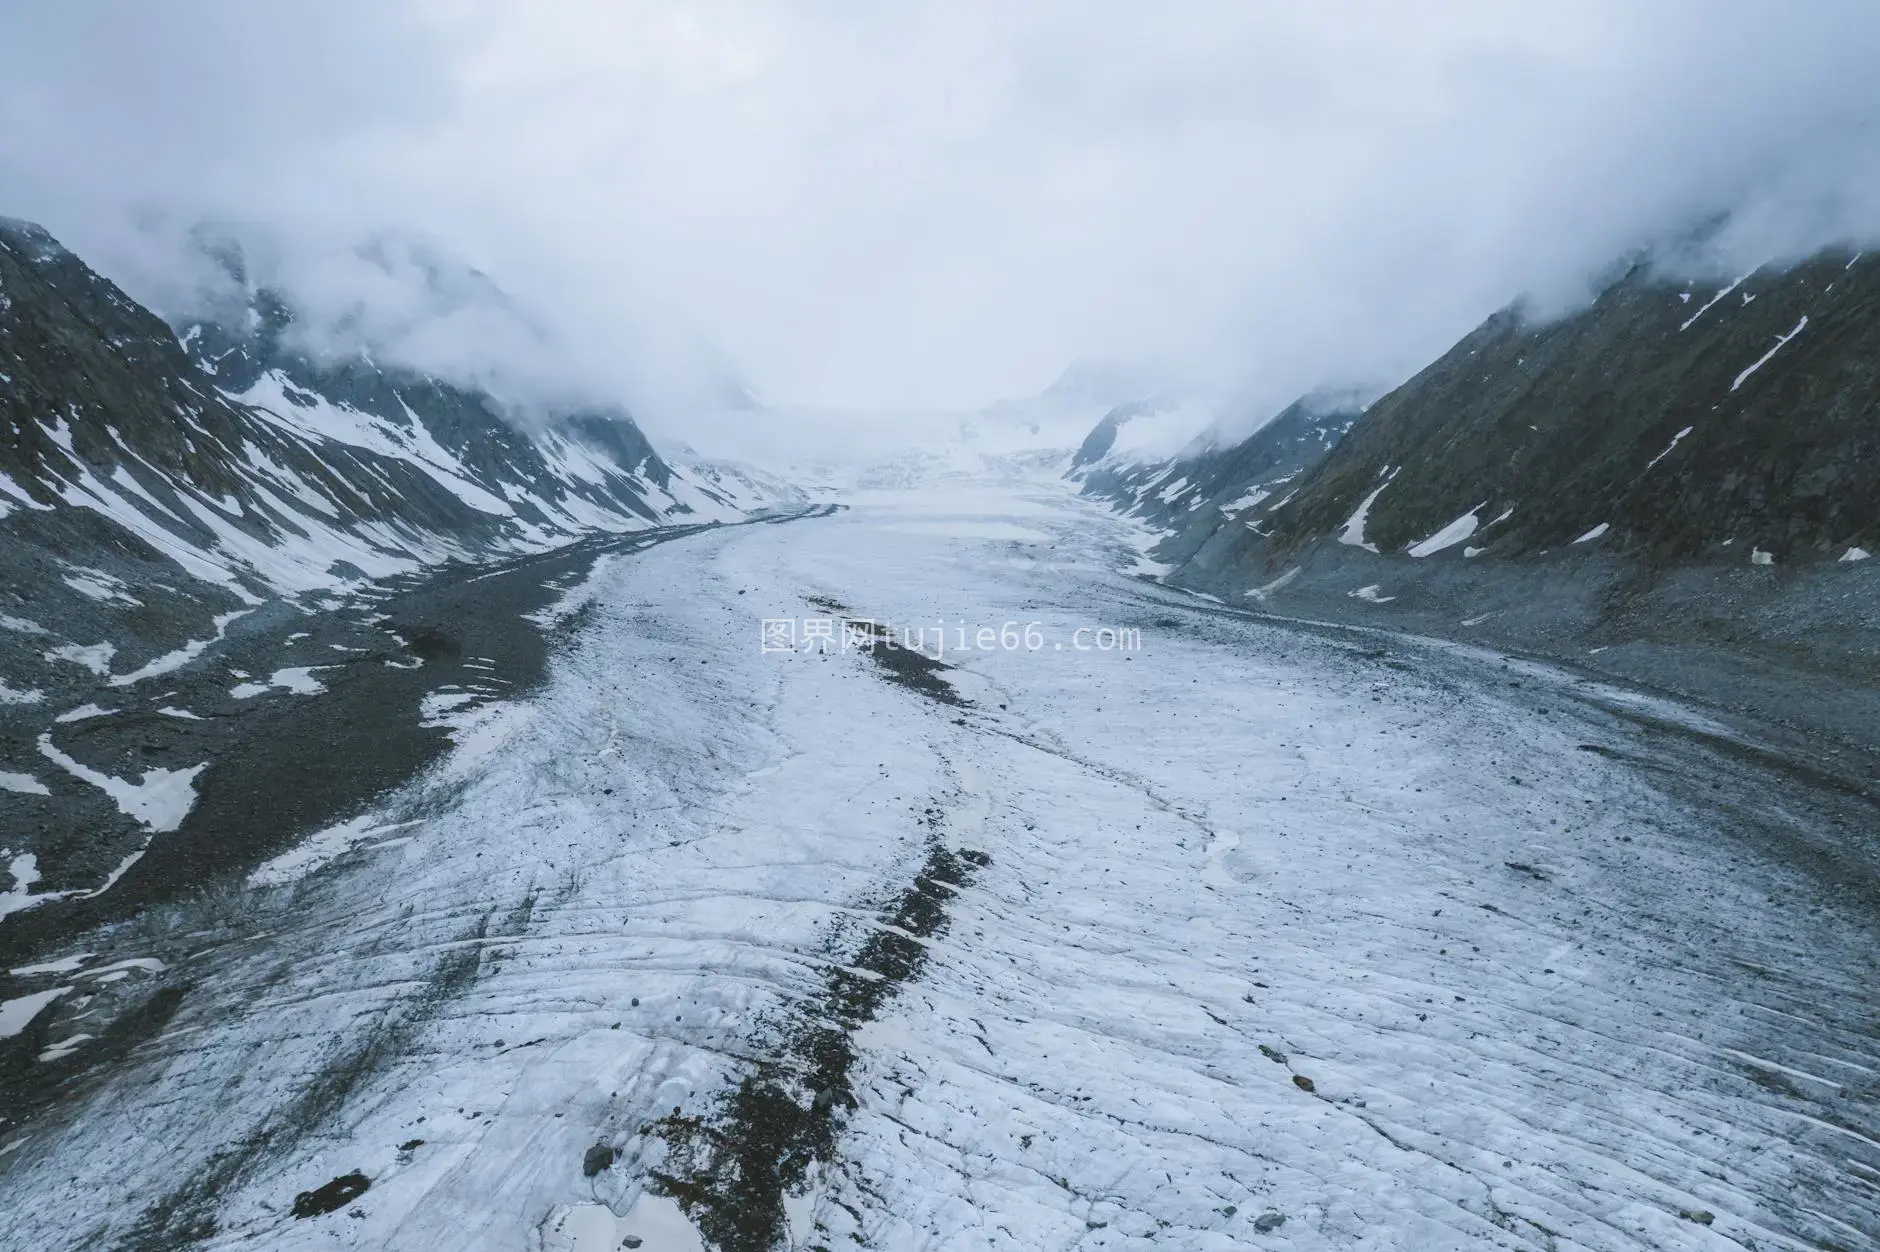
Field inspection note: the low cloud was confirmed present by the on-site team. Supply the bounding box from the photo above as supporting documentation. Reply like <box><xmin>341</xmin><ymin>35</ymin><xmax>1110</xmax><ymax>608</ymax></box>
<box><xmin>5</xmin><ymin>2</ymin><xmax>1880</xmax><ymax>442</ymax></box>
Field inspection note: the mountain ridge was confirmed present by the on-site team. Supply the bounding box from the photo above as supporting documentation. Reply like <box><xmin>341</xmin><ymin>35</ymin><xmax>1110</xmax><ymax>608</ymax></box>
<box><xmin>1070</xmin><ymin>242</ymin><xmax>1880</xmax><ymax>761</ymax></box>
<box><xmin>1</xmin><ymin>213</ymin><xmax>795</xmax><ymax>712</ymax></box>
<box><xmin>0</xmin><ymin>214</ymin><xmax>812</xmax><ymax>963</ymax></box>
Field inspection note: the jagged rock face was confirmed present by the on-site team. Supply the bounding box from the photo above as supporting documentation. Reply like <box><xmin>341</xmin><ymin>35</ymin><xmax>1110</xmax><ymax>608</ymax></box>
<box><xmin>178</xmin><ymin>257</ymin><xmax>678</xmax><ymax>532</ymax></box>
<box><xmin>1069</xmin><ymin>402</ymin><xmax>1149</xmax><ymax>469</ymax></box>
<box><xmin>1255</xmin><ymin>249</ymin><xmax>1880</xmax><ymax>565</ymax></box>
<box><xmin>1071</xmin><ymin>395</ymin><xmax>1359</xmax><ymax>543</ymax></box>
<box><xmin>1</xmin><ymin>219</ymin><xmax>547</xmax><ymax>682</ymax></box>
<box><xmin>0</xmin><ymin>218</ymin><xmax>559</xmax><ymax>576</ymax></box>
<box><xmin>0</xmin><ymin>217</ymin><xmax>763</xmax><ymax>706</ymax></box>
<box><xmin>1</xmin><ymin>218</ymin><xmax>297</xmax><ymax>512</ymax></box>
<box><xmin>2</xmin><ymin>215</ymin><xmax>740</xmax><ymax>606</ymax></box>
<box><xmin>0</xmin><ymin>216</ymin><xmax>790</xmax><ymax>937</ymax></box>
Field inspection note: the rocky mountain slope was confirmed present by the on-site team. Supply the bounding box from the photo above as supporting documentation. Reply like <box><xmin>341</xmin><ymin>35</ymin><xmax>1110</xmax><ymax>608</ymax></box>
<box><xmin>0</xmin><ymin>216</ymin><xmax>802</xmax><ymax>941</ymax></box>
<box><xmin>0</xmin><ymin>218</ymin><xmax>780</xmax><ymax>687</ymax></box>
<box><xmin>1253</xmin><ymin>247</ymin><xmax>1879</xmax><ymax>564</ymax></box>
<box><xmin>1071</xmin><ymin>390</ymin><xmax>1363</xmax><ymax>541</ymax></box>
<box><xmin>1078</xmin><ymin>243</ymin><xmax>1880</xmax><ymax>759</ymax></box>
<box><xmin>175</xmin><ymin>232</ymin><xmax>774</xmax><ymax>556</ymax></box>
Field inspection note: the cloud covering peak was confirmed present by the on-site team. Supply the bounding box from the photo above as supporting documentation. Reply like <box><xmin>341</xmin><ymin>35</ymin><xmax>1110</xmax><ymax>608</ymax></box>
<box><xmin>5</xmin><ymin>1</ymin><xmax>1880</xmax><ymax>423</ymax></box>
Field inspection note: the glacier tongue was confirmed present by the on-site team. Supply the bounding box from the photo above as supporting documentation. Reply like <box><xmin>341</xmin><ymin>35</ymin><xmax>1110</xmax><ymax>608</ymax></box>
<box><xmin>1</xmin><ymin>467</ymin><xmax>1874</xmax><ymax>1251</ymax></box>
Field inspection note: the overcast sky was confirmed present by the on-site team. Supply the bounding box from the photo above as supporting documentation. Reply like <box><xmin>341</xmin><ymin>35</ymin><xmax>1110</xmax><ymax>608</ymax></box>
<box><xmin>5</xmin><ymin>2</ymin><xmax>1880</xmax><ymax>428</ymax></box>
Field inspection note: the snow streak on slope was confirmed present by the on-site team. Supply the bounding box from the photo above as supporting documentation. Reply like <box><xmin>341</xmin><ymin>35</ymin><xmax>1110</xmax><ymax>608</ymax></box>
<box><xmin>209</xmin><ymin>370</ymin><xmax>766</xmax><ymax>597</ymax></box>
<box><xmin>0</xmin><ymin>464</ymin><xmax>1874</xmax><ymax>1252</ymax></box>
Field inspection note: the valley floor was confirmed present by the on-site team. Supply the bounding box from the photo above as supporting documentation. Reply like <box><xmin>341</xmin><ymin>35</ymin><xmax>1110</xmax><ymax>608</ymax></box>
<box><xmin>1</xmin><ymin>464</ymin><xmax>1877</xmax><ymax>1251</ymax></box>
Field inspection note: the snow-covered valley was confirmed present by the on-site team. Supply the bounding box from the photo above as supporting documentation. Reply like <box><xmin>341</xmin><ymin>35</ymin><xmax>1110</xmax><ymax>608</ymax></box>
<box><xmin>3</xmin><ymin>460</ymin><xmax>1874</xmax><ymax>1251</ymax></box>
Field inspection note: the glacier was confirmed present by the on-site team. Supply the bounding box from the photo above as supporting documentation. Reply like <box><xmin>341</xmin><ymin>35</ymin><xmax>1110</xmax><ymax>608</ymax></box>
<box><xmin>0</xmin><ymin>459</ymin><xmax>1875</xmax><ymax>1251</ymax></box>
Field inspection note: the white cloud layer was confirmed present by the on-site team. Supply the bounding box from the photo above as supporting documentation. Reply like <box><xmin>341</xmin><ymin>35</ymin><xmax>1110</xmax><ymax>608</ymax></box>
<box><xmin>5</xmin><ymin>1</ymin><xmax>1880</xmax><ymax>432</ymax></box>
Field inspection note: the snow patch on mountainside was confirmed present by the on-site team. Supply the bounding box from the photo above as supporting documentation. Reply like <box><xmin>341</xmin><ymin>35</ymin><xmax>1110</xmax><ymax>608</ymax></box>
<box><xmin>36</xmin><ymin>734</ymin><xmax>205</xmax><ymax>832</ymax></box>
<box><xmin>1407</xmin><ymin>504</ymin><xmax>1483</xmax><ymax>557</ymax></box>
<box><xmin>1338</xmin><ymin>473</ymin><xmax>1395</xmax><ymax>552</ymax></box>
<box><xmin>241</xmin><ymin>372</ymin><xmax>517</xmax><ymax>517</ymax></box>
<box><xmin>1731</xmin><ymin>315</ymin><xmax>1807</xmax><ymax>391</ymax></box>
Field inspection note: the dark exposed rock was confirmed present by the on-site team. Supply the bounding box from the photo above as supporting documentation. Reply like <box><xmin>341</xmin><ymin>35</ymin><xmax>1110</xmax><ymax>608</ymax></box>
<box><xmin>645</xmin><ymin>840</ymin><xmax>990</xmax><ymax>1252</ymax></box>
<box><xmin>291</xmin><ymin>1171</ymin><xmax>370</xmax><ymax>1219</ymax></box>
<box><xmin>583</xmin><ymin>1142</ymin><xmax>617</xmax><ymax>1177</ymax></box>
